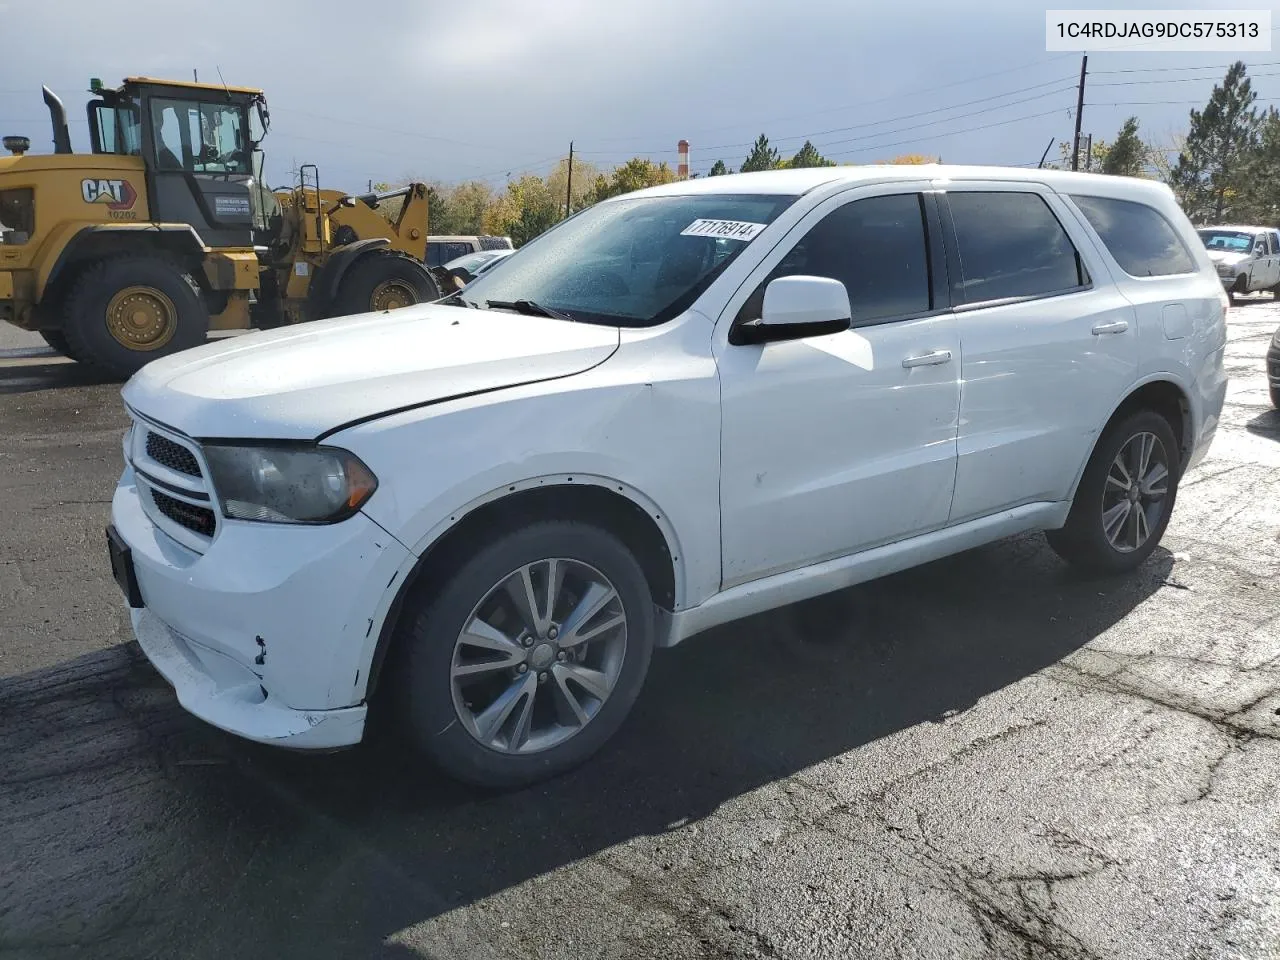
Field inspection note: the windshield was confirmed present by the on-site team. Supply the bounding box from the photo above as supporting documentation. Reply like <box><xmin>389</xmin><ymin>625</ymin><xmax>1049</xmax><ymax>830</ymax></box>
<box><xmin>456</xmin><ymin>193</ymin><xmax>797</xmax><ymax>326</ymax></box>
<box><xmin>1198</xmin><ymin>230</ymin><xmax>1255</xmax><ymax>252</ymax></box>
<box><xmin>151</xmin><ymin>98</ymin><xmax>250</xmax><ymax>174</ymax></box>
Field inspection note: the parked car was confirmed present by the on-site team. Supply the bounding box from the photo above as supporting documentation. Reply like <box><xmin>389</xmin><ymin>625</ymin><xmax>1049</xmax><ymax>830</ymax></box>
<box><xmin>1196</xmin><ymin>225</ymin><xmax>1280</xmax><ymax>303</ymax></box>
<box><xmin>107</xmin><ymin>166</ymin><xmax>1228</xmax><ymax>787</ymax></box>
<box><xmin>425</xmin><ymin>235</ymin><xmax>513</xmax><ymax>268</ymax></box>
<box><xmin>441</xmin><ymin>248</ymin><xmax>516</xmax><ymax>288</ymax></box>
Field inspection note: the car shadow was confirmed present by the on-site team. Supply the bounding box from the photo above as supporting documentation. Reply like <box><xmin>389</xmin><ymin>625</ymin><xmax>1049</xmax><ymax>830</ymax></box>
<box><xmin>1245</xmin><ymin>406</ymin><xmax>1280</xmax><ymax>441</ymax></box>
<box><xmin>0</xmin><ymin>358</ymin><xmax>120</xmax><ymax>394</ymax></box>
<box><xmin>0</xmin><ymin>532</ymin><xmax>1174</xmax><ymax>959</ymax></box>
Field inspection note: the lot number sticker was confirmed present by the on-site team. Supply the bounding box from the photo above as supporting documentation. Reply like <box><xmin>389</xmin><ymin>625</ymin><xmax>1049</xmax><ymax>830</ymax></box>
<box><xmin>680</xmin><ymin>219</ymin><xmax>767</xmax><ymax>241</ymax></box>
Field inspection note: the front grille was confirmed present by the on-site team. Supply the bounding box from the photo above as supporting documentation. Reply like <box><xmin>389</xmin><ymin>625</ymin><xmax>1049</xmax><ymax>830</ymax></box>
<box><xmin>150</xmin><ymin>489</ymin><xmax>216</xmax><ymax>537</ymax></box>
<box><xmin>146</xmin><ymin>431</ymin><xmax>201</xmax><ymax>477</ymax></box>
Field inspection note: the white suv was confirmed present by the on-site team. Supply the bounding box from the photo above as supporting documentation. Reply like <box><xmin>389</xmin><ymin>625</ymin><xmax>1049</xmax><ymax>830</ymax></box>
<box><xmin>107</xmin><ymin>166</ymin><xmax>1228</xmax><ymax>787</ymax></box>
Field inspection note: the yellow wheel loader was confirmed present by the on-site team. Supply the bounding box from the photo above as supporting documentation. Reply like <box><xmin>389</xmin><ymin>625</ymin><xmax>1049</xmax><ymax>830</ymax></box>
<box><xmin>0</xmin><ymin>77</ymin><xmax>439</xmax><ymax>378</ymax></box>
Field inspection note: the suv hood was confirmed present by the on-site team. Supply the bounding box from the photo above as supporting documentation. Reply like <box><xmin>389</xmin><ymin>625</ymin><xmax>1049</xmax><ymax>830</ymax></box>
<box><xmin>122</xmin><ymin>304</ymin><xmax>620</xmax><ymax>439</ymax></box>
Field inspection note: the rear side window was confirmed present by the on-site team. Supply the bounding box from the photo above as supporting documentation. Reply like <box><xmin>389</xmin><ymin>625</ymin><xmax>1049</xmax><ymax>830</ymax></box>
<box><xmin>946</xmin><ymin>191</ymin><xmax>1087</xmax><ymax>304</ymax></box>
<box><xmin>1070</xmin><ymin>194</ymin><xmax>1197</xmax><ymax>277</ymax></box>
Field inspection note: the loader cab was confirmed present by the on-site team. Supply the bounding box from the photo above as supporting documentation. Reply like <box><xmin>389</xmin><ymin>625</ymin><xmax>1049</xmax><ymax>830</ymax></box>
<box><xmin>85</xmin><ymin>77</ymin><xmax>267</xmax><ymax>249</ymax></box>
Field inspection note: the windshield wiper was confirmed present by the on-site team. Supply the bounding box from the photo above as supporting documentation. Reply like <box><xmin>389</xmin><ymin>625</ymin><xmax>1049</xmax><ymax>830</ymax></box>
<box><xmin>485</xmin><ymin>299</ymin><xmax>577</xmax><ymax>322</ymax></box>
<box><xmin>438</xmin><ymin>291</ymin><xmax>479</xmax><ymax>308</ymax></box>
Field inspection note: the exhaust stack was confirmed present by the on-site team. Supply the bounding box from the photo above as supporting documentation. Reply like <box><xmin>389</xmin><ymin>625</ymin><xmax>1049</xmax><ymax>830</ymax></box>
<box><xmin>677</xmin><ymin>139</ymin><xmax>689</xmax><ymax>180</ymax></box>
<box><xmin>41</xmin><ymin>86</ymin><xmax>72</xmax><ymax>154</ymax></box>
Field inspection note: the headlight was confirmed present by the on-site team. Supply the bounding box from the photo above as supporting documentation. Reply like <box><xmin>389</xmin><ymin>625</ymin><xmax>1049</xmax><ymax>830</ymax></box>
<box><xmin>203</xmin><ymin>444</ymin><xmax>378</xmax><ymax>524</ymax></box>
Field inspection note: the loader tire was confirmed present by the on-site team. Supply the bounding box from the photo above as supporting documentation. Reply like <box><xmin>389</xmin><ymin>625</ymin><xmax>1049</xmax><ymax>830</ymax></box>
<box><xmin>62</xmin><ymin>257</ymin><xmax>209</xmax><ymax>380</ymax></box>
<box><xmin>332</xmin><ymin>253</ymin><xmax>440</xmax><ymax>318</ymax></box>
<box><xmin>39</xmin><ymin>330</ymin><xmax>74</xmax><ymax>358</ymax></box>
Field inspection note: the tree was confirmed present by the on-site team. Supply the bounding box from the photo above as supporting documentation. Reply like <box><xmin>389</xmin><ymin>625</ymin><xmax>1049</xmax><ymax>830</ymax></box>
<box><xmin>707</xmin><ymin>159</ymin><xmax>729</xmax><ymax>177</ymax></box>
<box><xmin>740</xmin><ymin>134</ymin><xmax>780</xmax><ymax>173</ymax></box>
<box><xmin>1235</xmin><ymin>107</ymin><xmax>1280</xmax><ymax>224</ymax></box>
<box><xmin>883</xmin><ymin>153</ymin><xmax>938</xmax><ymax>165</ymax></box>
<box><xmin>545</xmin><ymin>156</ymin><xmax>600</xmax><ymax>217</ymax></box>
<box><xmin>788</xmin><ymin>140</ymin><xmax>835</xmax><ymax>168</ymax></box>
<box><xmin>1051</xmin><ymin>138</ymin><xmax>1110</xmax><ymax>171</ymax></box>
<box><xmin>587</xmin><ymin>158</ymin><xmax>678</xmax><ymax>203</ymax></box>
<box><xmin>1100</xmin><ymin>117</ymin><xmax>1146</xmax><ymax>177</ymax></box>
<box><xmin>1170</xmin><ymin>60</ymin><xmax>1261</xmax><ymax>222</ymax></box>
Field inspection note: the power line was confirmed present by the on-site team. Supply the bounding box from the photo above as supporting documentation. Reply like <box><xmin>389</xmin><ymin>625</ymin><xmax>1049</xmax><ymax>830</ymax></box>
<box><xmin>1091</xmin><ymin>59</ymin><xmax>1280</xmax><ymax>75</ymax></box>
<box><xmin>1094</xmin><ymin>70</ymin><xmax>1280</xmax><ymax>87</ymax></box>
<box><xmin>576</xmin><ymin>79</ymin><xmax>1078</xmax><ymax>159</ymax></box>
<box><xmin>824</xmin><ymin>107</ymin><xmax>1068</xmax><ymax>160</ymax></box>
<box><xmin>584</xmin><ymin>53</ymin><xmax>1082</xmax><ymax>145</ymax></box>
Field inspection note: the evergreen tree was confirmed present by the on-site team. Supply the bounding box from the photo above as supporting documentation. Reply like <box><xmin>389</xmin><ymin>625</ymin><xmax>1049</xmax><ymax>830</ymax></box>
<box><xmin>740</xmin><ymin>134</ymin><xmax>780</xmax><ymax>173</ymax></box>
<box><xmin>1170</xmin><ymin>61</ymin><xmax>1261</xmax><ymax>222</ymax></box>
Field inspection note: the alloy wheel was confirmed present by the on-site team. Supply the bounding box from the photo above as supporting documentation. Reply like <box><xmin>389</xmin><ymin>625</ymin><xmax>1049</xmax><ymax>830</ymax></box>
<box><xmin>1101</xmin><ymin>431</ymin><xmax>1170</xmax><ymax>553</ymax></box>
<box><xmin>449</xmin><ymin>558</ymin><xmax>629</xmax><ymax>754</ymax></box>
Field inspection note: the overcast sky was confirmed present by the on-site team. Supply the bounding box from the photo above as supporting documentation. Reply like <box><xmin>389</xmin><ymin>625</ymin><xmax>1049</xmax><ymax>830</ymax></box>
<box><xmin>2</xmin><ymin>0</ymin><xmax>1277</xmax><ymax>193</ymax></box>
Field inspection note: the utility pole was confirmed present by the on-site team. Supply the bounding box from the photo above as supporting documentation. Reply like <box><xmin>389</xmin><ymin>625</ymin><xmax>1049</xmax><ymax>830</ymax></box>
<box><xmin>1071</xmin><ymin>54</ymin><xmax>1087</xmax><ymax>172</ymax></box>
<box><xmin>193</xmin><ymin>69</ymin><xmax>199</xmax><ymax>82</ymax></box>
<box><xmin>1084</xmin><ymin>134</ymin><xmax>1093</xmax><ymax>171</ymax></box>
<box><xmin>565</xmin><ymin>141</ymin><xmax>574</xmax><ymax>219</ymax></box>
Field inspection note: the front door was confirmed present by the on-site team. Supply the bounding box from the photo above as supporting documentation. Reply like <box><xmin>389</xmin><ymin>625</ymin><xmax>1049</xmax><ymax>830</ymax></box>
<box><xmin>144</xmin><ymin>95</ymin><xmax>254</xmax><ymax>248</ymax></box>
<box><xmin>938</xmin><ymin>184</ymin><xmax>1140</xmax><ymax>524</ymax></box>
<box><xmin>714</xmin><ymin>187</ymin><xmax>961</xmax><ymax>588</ymax></box>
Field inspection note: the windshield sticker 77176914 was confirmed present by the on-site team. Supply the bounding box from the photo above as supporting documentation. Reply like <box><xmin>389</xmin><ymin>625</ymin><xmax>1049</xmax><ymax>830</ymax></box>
<box><xmin>680</xmin><ymin>219</ymin><xmax>768</xmax><ymax>241</ymax></box>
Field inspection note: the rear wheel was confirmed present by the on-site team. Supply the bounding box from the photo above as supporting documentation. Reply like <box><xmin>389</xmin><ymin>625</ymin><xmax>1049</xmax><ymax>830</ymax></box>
<box><xmin>1271</xmin><ymin>384</ymin><xmax>1280</xmax><ymax>409</ymax></box>
<box><xmin>62</xmin><ymin>256</ymin><xmax>209</xmax><ymax>379</ymax></box>
<box><xmin>332</xmin><ymin>253</ymin><xmax>440</xmax><ymax>318</ymax></box>
<box><xmin>395</xmin><ymin>522</ymin><xmax>656</xmax><ymax>788</ymax></box>
<box><xmin>1046</xmin><ymin>410</ymin><xmax>1181</xmax><ymax>575</ymax></box>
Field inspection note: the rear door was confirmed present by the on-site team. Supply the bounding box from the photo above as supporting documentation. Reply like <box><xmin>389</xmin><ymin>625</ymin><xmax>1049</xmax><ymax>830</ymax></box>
<box><xmin>937</xmin><ymin>182</ymin><xmax>1139</xmax><ymax>524</ymax></box>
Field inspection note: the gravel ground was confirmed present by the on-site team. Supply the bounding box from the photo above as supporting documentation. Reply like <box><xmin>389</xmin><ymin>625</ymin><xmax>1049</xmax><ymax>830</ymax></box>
<box><xmin>0</xmin><ymin>304</ymin><xmax>1278</xmax><ymax>960</ymax></box>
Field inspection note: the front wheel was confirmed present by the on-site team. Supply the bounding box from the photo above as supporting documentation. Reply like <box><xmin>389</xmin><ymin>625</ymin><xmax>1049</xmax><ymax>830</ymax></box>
<box><xmin>1271</xmin><ymin>384</ymin><xmax>1280</xmax><ymax>409</ymax></box>
<box><xmin>1046</xmin><ymin>410</ymin><xmax>1181</xmax><ymax>575</ymax></box>
<box><xmin>332</xmin><ymin>253</ymin><xmax>440</xmax><ymax>318</ymax></box>
<box><xmin>396</xmin><ymin>522</ymin><xmax>656</xmax><ymax>788</ymax></box>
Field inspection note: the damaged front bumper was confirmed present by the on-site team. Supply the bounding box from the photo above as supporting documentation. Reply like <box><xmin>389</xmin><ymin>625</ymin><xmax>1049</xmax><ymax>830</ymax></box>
<box><xmin>111</xmin><ymin>462</ymin><xmax>413</xmax><ymax>750</ymax></box>
<box><xmin>133</xmin><ymin>607</ymin><xmax>367</xmax><ymax>748</ymax></box>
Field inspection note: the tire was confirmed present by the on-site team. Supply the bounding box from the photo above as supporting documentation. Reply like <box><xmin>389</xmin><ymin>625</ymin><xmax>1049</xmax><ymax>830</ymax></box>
<box><xmin>1271</xmin><ymin>384</ymin><xmax>1280</xmax><ymax>409</ymax></box>
<box><xmin>61</xmin><ymin>256</ymin><xmax>209</xmax><ymax>380</ymax></box>
<box><xmin>1229</xmin><ymin>276</ymin><xmax>1246</xmax><ymax>305</ymax></box>
<box><xmin>395</xmin><ymin>521</ymin><xmax>656</xmax><ymax>788</ymax></box>
<box><xmin>1046</xmin><ymin>410</ymin><xmax>1181</xmax><ymax>576</ymax></box>
<box><xmin>332</xmin><ymin>252</ymin><xmax>440</xmax><ymax>318</ymax></box>
<box><xmin>39</xmin><ymin>329</ymin><xmax>72</xmax><ymax>357</ymax></box>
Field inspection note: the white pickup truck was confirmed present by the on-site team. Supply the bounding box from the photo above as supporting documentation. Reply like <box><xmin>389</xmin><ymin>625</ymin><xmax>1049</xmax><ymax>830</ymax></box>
<box><xmin>1198</xmin><ymin>225</ymin><xmax>1280</xmax><ymax>303</ymax></box>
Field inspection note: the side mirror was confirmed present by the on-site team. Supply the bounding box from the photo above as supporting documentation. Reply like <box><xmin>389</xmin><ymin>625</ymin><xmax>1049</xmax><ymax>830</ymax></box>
<box><xmin>730</xmin><ymin>275</ymin><xmax>852</xmax><ymax>346</ymax></box>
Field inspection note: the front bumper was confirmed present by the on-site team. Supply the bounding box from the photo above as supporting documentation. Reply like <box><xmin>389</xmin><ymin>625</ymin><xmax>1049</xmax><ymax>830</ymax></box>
<box><xmin>111</xmin><ymin>462</ymin><xmax>413</xmax><ymax>749</ymax></box>
<box><xmin>132</xmin><ymin>607</ymin><xmax>367</xmax><ymax>748</ymax></box>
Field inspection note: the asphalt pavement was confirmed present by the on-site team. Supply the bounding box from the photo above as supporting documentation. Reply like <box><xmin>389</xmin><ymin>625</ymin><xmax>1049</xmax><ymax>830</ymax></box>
<box><xmin>1</xmin><ymin>306</ymin><xmax>1278</xmax><ymax>960</ymax></box>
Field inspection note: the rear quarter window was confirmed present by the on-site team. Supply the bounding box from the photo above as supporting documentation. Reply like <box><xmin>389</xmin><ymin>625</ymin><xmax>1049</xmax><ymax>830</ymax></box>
<box><xmin>1069</xmin><ymin>194</ymin><xmax>1197</xmax><ymax>278</ymax></box>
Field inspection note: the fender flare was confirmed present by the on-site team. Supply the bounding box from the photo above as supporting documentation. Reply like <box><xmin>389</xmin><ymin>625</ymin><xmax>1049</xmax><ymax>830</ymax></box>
<box><xmin>357</xmin><ymin>473</ymin><xmax>688</xmax><ymax>702</ymax></box>
<box><xmin>41</xmin><ymin>224</ymin><xmax>207</xmax><ymax>300</ymax></box>
<box><xmin>308</xmin><ymin>238</ymin><xmax>390</xmax><ymax>312</ymax></box>
<box><xmin>1062</xmin><ymin>373</ymin><xmax>1195</xmax><ymax>505</ymax></box>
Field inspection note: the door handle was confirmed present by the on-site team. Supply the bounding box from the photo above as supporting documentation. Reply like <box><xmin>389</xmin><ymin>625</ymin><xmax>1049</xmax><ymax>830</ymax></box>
<box><xmin>902</xmin><ymin>349</ymin><xmax>953</xmax><ymax>368</ymax></box>
<box><xmin>1091</xmin><ymin>319</ymin><xmax>1129</xmax><ymax>335</ymax></box>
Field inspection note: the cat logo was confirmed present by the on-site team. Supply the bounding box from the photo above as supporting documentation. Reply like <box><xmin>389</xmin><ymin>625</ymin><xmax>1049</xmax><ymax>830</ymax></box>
<box><xmin>81</xmin><ymin>178</ymin><xmax>137</xmax><ymax>211</ymax></box>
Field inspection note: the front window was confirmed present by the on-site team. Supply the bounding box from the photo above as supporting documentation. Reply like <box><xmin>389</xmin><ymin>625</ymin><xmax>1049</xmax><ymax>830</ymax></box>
<box><xmin>456</xmin><ymin>193</ymin><xmax>796</xmax><ymax>326</ymax></box>
<box><xmin>1197</xmin><ymin>229</ymin><xmax>1255</xmax><ymax>253</ymax></box>
<box><xmin>151</xmin><ymin>98</ymin><xmax>249</xmax><ymax>174</ymax></box>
